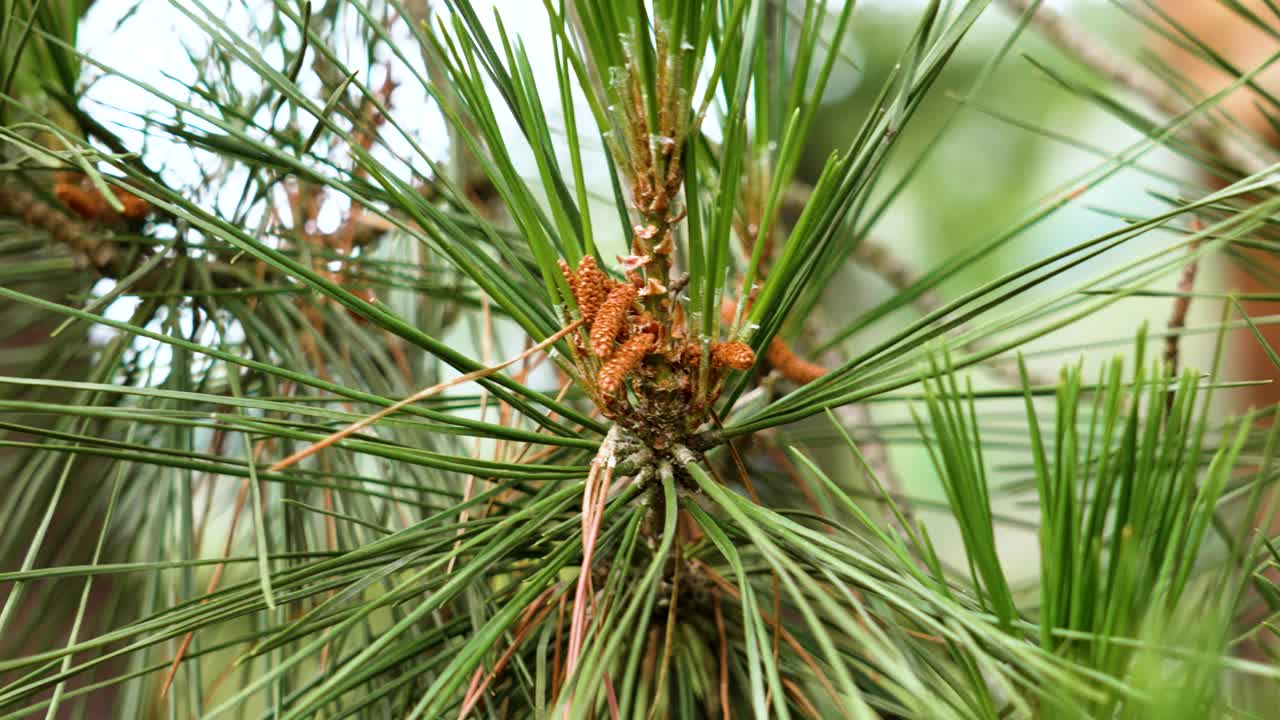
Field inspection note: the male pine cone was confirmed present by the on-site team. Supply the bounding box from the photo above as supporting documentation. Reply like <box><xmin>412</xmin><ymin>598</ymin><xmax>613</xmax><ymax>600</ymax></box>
<box><xmin>573</xmin><ymin>255</ymin><xmax>608</xmax><ymax>324</ymax></box>
<box><xmin>590</xmin><ymin>283</ymin><xmax>637</xmax><ymax>358</ymax></box>
<box><xmin>598</xmin><ymin>332</ymin><xmax>654</xmax><ymax>396</ymax></box>
<box><xmin>710</xmin><ymin>341</ymin><xmax>756</xmax><ymax>370</ymax></box>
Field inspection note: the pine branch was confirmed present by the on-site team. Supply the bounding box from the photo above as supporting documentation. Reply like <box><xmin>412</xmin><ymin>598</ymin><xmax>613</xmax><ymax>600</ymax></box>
<box><xmin>0</xmin><ymin>187</ymin><xmax>119</xmax><ymax>273</ymax></box>
<box><xmin>1165</xmin><ymin>218</ymin><xmax>1204</xmax><ymax>413</ymax></box>
<box><xmin>999</xmin><ymin>0</ymin><xmax>1279</xmax><ymax>180</ymax></box>
<box><xmin>0</xmin><ymin>185</ymin><xmax>307</xmax><ymax>303</ymax></box>
<box><xmin>780</xmin><ymin>183</ymin><xmax>1056</xmax><ymax>387</ymax></box>
<box><xmin>0</xmin><ymin>180</ymin><xmax>414</xmax><ymax>297</ymax></box>
<box><xmin>1001</xmin><ymin>1</ymin><xmax>1275</xmax><ymax>404</ymax></box>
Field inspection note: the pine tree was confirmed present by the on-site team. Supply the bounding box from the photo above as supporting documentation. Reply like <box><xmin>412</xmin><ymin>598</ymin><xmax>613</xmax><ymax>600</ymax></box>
<box><xmin>2</xmin><ymin>1</ymin><xmax>1280</xmax><ymax>717</ymax></box>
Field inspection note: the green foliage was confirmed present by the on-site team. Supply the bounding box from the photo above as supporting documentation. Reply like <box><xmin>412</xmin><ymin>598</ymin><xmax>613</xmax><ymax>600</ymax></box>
<box><xmin>1</xmin><ymin>1</ymin><xmax>1280</xmax><ymax>718</ymax></box>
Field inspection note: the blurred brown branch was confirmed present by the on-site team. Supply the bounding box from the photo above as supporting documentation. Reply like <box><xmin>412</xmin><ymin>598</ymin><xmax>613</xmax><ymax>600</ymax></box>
<box><xmin>1000</xmin><ymin>0</ymin><xmax>1279</xmax><ymax>179</ymax></box>
<box><xmin>781</xmin><ymin>183</ymin><xmax>1055</xmax><ymax>387</ymax></box>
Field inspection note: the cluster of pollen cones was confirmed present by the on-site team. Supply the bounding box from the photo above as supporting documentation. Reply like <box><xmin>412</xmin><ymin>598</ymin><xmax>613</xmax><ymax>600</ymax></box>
<box><xmin>558</xmin><ymin>255</ymin><xmax>756</xmax><ymax>399</ymax></box>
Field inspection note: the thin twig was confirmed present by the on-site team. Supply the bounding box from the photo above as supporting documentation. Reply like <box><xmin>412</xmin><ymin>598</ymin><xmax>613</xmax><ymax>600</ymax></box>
<box><xmin>643</xmin><ymin>552</ymin><xmax>680</xmax><ymax>720</ymax></box>
<box><xmin>782</xmin><ymin>678</ymin><xmax>825</xmax><ymax>720</ymax></box>
<box><xmin>851</xmin><ymin>238</ymin><xmax>944</xmax><ymax>314</ymax></box>
<box><xmin>1165</xmin><ymin>219</ymin><xmax>1205</xmax><ymax>410</ymax></box>
<box><xmin>267</xmin><ymin>319</ymin><xmax>584</xmax><ymax>473</ymax></box>
<box><xmin>713</xmin><ymin>588</ymin><xmax>730</xmax><ymax>720</ymax></box>
<box><xmin>161</xmin><ymin>439</ymin><xmax>271</xmax><ymax>698</ymax></box>
<box><xmin>449</xmin><ymin>295</ymin><xmax>495</xmax><ymax>576</ymax></box>
<box><xmin>158</xmin><ymin>476</ymin><xmax>251</xmax><ymax>698</ymax></box>
<box><xmin>458</xmin><ymin>584</ymin><xmax>562</xmax><ymax>719</ymax></box>
<box><xmin>692</xmin><ymin>560</ymin><xmax>849</xmax><ymax>717</ymax></box>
